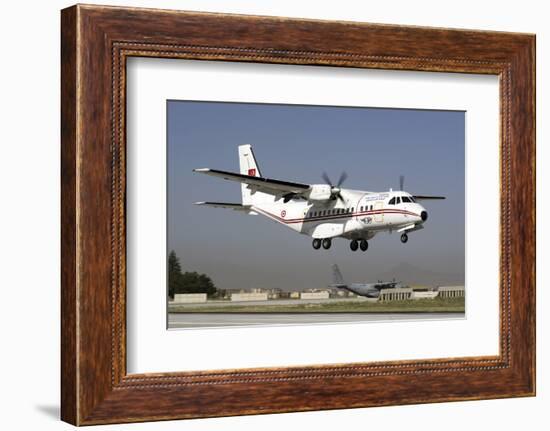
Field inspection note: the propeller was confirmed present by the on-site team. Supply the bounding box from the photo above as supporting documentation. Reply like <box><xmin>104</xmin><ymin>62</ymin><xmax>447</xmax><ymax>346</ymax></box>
<box><xmin>399</xmin><ymin>175</ymin><xmax>405</xmax><ymax>191</ymax></box>
<box><xmin>322</xmin><ymin>171</ymin><xmax>348</xmax><ymax>203</ymax></box>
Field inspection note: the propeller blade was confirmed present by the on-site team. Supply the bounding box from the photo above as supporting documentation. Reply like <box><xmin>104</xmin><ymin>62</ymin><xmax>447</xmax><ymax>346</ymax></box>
<box><xmin>399</xmin><ymin>175</ymin><xmax>405</xmax><ymax>191</ymax></box>
<box><xmin>322</xmin><ymin>172</ymin><xmax>332</xmax><ymax>186</ymax></box>
<box><xmin>337</xmin><ymin>171</ymin><xmax>348</xmax><ymax>187</ymax></box>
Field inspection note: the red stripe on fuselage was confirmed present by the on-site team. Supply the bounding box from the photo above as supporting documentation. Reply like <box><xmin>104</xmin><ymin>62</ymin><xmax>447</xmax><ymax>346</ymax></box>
<box><xmin>252</xmin><ymin>207</ymin><xmax>419</xmax><ymax>224</ymax></box>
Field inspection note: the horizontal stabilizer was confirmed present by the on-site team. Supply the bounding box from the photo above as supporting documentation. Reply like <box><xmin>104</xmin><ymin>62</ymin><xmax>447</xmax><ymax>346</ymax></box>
<box><xmin>194</xmin><ymin>202</ymin><xmax>252</xmax><ymax>211</ymax></box>
<box><xmin>193</xmin><ymin>168</ymin><xmax>310</xmax><ymax>196</ymax></box>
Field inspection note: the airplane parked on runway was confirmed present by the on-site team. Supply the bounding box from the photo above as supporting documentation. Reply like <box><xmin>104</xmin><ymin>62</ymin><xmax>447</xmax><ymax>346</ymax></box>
<box><xmin>193</xmin><ymin>145</ymin><xmax>445</xmax><ymax>251</ymax></box>
<box><xmin>329</xmin><ymin>264</ymin><xmax>403</xmax><ymax>298</ymax></box>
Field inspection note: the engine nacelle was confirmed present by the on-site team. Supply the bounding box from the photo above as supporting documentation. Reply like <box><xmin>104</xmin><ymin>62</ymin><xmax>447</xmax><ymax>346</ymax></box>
<box><xmin>306</xmin><ymin>184</ymin><xmax>333</xmax><ymax>202</ymax></box>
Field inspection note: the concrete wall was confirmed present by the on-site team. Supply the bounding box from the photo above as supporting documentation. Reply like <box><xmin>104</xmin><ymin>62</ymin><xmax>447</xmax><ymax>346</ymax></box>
<box><xmin>173</xmin><ymin>293</ymin><xmax>207</xmax><ymax>303</ymax></box>
<box><xmin>438</xmin><ymin>286</ymin><xmax>465</xmax><ymax>298</ymax></box>
<box><xmin>300</xmin><ymin>292</ymin><xmax>330</xmax><ymax>300</ymax></box>
<box><xmin>379</xmin><ymin>287</ymin><xmax>413</xmax><ymax>301</ymax></box>
<box><xmin>231</xmin><ymin>292</ymin><xmax>268</xmax><ymax>302</ymax></box>
<box><xmin>411</xmin><ymin>291</ymin><xmax>439</xmax><ymax>300</ymax></box>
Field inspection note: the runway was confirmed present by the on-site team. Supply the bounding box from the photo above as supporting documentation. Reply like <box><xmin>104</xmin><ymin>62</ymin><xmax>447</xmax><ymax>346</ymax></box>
<box><xmin>168</xmin><ymin>312</ymin><xmax>464</xmax><ymax>329</ymax></box>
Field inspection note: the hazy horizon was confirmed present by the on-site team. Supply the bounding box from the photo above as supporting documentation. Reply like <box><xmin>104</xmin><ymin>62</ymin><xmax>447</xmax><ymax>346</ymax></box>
<box><xmin>167</xmin><ymin>101</ymin><xmax>465</xmax><ymax>291</ymax></box>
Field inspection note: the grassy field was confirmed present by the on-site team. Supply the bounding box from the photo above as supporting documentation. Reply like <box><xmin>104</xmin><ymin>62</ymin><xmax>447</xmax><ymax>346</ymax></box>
<box><xmin>170</xmin><ymin>297</ymin><xmax>465</xmax><ymax>314</ymax></box>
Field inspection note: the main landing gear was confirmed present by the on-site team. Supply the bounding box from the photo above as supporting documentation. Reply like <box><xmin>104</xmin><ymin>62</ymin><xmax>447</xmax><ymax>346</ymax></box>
<box><xmin>400</xmin><ymin>233</ymin><xmax>409</xmax><ymax>244</ymax></box>
<box><xmin>350</xmin><ymin>239</ymin><xmax>368</xmax><ymax>252</ymax></box>
<box><xmin>312</xmin><ymin>238</ymin><xmax>332</xmax><ymax>250</ymax></box>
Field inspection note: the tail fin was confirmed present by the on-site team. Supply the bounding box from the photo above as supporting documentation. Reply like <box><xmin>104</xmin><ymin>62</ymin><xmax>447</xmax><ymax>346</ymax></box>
<box><xmin>238</xmin><ymin>145</ymin><xmax>273</xmax><ymax>205</ymax></box>
<box><xmin>239</xmin><ymin>144</ymin><xmax>262</xmax><ymax>178</ymax></box>
<box><xmin>330</xmin><ymin>264</ymin><xmax>347</xmax><ymax>288</ymax></box>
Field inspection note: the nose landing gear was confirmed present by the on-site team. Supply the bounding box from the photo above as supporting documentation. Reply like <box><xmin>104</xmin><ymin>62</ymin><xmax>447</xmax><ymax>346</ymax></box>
<box><xmin>400</xmin><ymin>233</ymin><xmax>408</xmax><ymax>243</ymax></box>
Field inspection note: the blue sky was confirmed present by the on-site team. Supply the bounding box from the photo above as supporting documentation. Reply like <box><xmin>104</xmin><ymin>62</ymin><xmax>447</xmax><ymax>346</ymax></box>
<box><xmin>167</xmin><ymin>100</ymin><xmax>465</xmax><ymax>290</ymax></box>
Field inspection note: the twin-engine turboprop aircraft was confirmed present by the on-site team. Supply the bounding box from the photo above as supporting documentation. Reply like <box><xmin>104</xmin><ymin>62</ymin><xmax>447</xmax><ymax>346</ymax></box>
<box><xmin>193</xmin><ymin>145</ymin><xmax>445</xmax><ymax>251</ymax></box>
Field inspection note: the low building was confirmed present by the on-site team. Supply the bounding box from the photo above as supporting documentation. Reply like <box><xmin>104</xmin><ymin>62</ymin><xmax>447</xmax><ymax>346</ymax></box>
<box><xmin>172</xmin><ymin>293</ymin><xmax>207</xmax><ymax>304</ymax></box>
<box><xmin>300</xmin><ymin>291</ymin><xmax>330</xmax><ymax>300</ymax></box>
<box><xmin>230</xmin><ymin>292</ymin><xmax>268</xmax><ymax>302</ymax></box>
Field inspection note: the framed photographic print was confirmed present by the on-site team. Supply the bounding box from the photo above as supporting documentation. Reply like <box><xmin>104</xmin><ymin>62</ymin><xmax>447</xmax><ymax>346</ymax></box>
<box><xmin>61</xmin><ymin>4</ymin><xmax>535</xmax><ymax>425</ymax></box>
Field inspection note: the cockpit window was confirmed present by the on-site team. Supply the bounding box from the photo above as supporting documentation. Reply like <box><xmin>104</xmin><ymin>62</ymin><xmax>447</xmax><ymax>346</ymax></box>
<box><xmin>410</xmin><ymin>196</ymin><xmax>416</xmax><ymax>203</ymax></box>
<box><xmin>388</xmin><ymin>197</ymin><xmax>396</xmax><ymax>205</ymax></box>
<box><xmin>396</xmin><ymin>196</ymin><xmax>401</xmax><ymax>204</ymax></box>
<box><xmin>402</xmin><ymin>196</ymin><xmax>412</xmax><ymax>203</ymax></box>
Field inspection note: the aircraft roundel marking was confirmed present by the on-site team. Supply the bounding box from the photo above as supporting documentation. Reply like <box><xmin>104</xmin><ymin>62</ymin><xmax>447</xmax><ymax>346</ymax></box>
<box><xmin>281</xmin><ymin>210</ymin><xmax>286</xmax><ymax>218</ymax></box>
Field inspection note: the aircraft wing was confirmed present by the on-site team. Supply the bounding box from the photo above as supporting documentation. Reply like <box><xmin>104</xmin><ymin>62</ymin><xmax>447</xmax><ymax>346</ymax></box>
<box><xmin>193</xmin><ymin>168</ymin><xmax>310</xmax><ymax>196</ymax></box>
<box><xmin>413</xmin><ymin>195</ymin><xmax>446</xmax><ymax>200</ymax></box>
<box><xmin>194</xmin><ymin>201</ymin><xmax>252</xmax><ymax>211</ymax></box>
<box><xmin>373</xmin><ymin>281</ymin><xmax>400</xmax><ymax>290</ymax></box>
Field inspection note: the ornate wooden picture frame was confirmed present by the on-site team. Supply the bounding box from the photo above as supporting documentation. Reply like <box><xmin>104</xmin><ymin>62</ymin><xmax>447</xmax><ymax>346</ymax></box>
<box><xmin>61</xmin><ymin>4</ymin><xmax>535</xmax><ymax>425</ymax></box>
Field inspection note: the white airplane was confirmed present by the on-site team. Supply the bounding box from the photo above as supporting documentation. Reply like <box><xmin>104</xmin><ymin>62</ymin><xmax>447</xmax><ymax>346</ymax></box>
<box><xmin>193</xmin><ymin>145</ymin><xmax>445</xmax><ymax>251</ymax></box>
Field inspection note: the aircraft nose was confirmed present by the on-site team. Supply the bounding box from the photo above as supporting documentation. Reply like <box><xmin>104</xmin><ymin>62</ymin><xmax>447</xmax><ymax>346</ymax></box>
<box><xmin>421</xmin><ymin>211</ymin><xmax>428</xmax><ymax>222</ymax></box>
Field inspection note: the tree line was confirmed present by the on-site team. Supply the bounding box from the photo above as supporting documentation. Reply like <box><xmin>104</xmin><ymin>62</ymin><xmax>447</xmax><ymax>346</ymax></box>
<box><xmin>168</xmin><ymin>250</ymin><xmax>217</xmax><ymax>298</ymax></box>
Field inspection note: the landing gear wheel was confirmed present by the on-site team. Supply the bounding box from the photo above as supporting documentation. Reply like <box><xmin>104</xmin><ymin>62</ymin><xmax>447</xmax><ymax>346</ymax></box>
<box><xmin>360</xmin><ymin>239</ymin><xmax>368</xmax><ymax>251</ymax></box>
<box><xmin>400</xmin><ymin>233</ymin><xmax>408</xmax><ymax>244</ymax></box>
<box><xmin>312</xmin><ymin>238</ymin><xmax>321</xmax><ymax>250</ymax></box>
<box><xmin>350</xmin><ymin>240</ymin><xmax>358</xmax><ymax>251</ymax></box>
<box><xmin>322</xmin><ymin>238</ymin><xmax>332</xmax><ymax>250</ymax></box>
